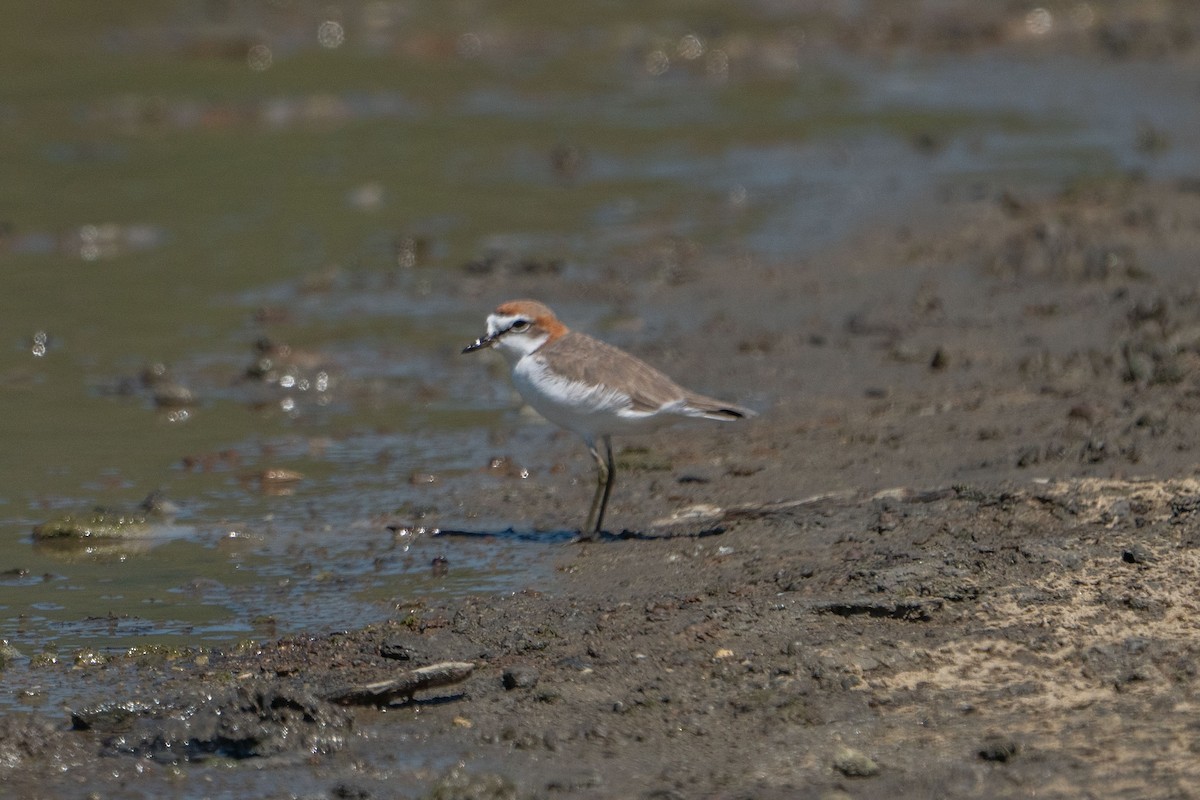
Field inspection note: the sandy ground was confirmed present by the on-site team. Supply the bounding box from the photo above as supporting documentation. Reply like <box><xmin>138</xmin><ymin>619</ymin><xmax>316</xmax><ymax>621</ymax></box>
<box><xmin>4</xmin><ymin>174</ymin><xmax>1200</xmax><ymax>799</ymax></box>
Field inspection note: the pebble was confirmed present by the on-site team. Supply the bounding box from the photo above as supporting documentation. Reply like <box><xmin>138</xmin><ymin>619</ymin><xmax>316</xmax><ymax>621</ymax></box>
<box><xmin>379</xmin><ymin>641</ymin><xmax>415</xmax><ymax>661</ymax></box>
<box><xmin>502</xmin><ymin>666</ymin><xmax>539</xmax><ymax>690</ymax></box>
<box><xmin>258</xmin><ymin>468</ymin><xmax>304</xmax><ymax>485</ymax></box>
<box><xmin>1122</xmin><ymin>544</ymin><xmax>1156</xmax><ymax>564</ymax></box>
<box><xmin>833</xmin><ymin>745</ymin><xmax>880</xmax><ymax>777</ymax></box>
<box><xmin>978</xmin><ymin>736</ymin><xmax>1021</xmax><ymax>762</ymax></box>
<box><xmin>152</xmin><ymin>383</ymin><xmax>195</xmax><ymax>408</ymax></box>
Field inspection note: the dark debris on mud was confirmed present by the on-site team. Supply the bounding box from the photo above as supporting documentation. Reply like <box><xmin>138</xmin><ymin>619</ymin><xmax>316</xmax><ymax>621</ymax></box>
<box><xmin>72</xmin><ymin>683</ymin><xmax>352</xmax><ymax>762</ymax></box>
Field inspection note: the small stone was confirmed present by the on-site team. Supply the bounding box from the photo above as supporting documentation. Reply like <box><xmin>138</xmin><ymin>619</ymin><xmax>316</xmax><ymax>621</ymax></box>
<box><xmin>1067</xmin><ymin>403</ymin><xmax>1098</xmax><ymax>424</ymax></box>
<box><xmin>70</xmin><ymin>700</ymin><xmax>152</xmax><ymax>732</ymax></box>
<box><xmin>259</xmin><ymin>468</ymin><xmax>304</xmax><ymax>486</ymax></box>
<box><xmin>153</xmin><ymin>383</ymin><xmax>196</xmax><ymax>408</ymax></box>
<box><xmin>485</xmin><ymin>456</ymin><xmax>529</xmax><ymax>479</ymax></box>
<box><xmin>1122</xmin><ymin>544</ymin><xmax>1156</xmax><ymax>564</ymax></box>
<box><xmin>379</xmin><ymin>641</ymin><xmax>415</xmax><ymax>661</ymax></box>
<box><xmin>978</xmin><ymin>736</ymin><xmax>1020</xmax><ymax>762</ymax></box>
<box><xmin>502</xmin><ymin>666</ymin><xmax>539</xmax><ymax>690</ymax></box>
<box><xmin>833</xmin><ymin>745</ymin><xmax>879</xmax><ymax>777</ymax></box>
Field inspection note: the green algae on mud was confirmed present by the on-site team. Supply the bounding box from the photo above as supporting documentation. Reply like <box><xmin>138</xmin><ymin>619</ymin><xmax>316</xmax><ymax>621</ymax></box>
<box><xmin>31</xmin><ymin>510</ymin><xmax>194</xmax><ymax>559</ymax></box>
<box><xmin>33</xmin><ymin>511</ymin><xmax>155</xmax><ymax>541</ymax></box>
<box><xmin>30</xmin><ymin>513</ymin><xmax>195</xmax><ymax>556</ymax></box>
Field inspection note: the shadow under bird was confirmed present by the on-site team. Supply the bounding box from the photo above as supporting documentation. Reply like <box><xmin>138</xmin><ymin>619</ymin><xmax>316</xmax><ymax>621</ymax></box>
<box><xmin>463</xmin><ymin>299</ymin><xmax>756</xmax><ymax>538</ymax></box>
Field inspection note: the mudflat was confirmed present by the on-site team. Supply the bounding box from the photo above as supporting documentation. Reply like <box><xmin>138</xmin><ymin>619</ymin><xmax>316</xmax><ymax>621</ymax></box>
<box><xmin>5</xmin><ymin>4</ymin><xmax>1200</xmax><ymax>798</ymax></box>
<box><xmin>5</xmin><ymin>175</ymin><xmax>1200</xmax><ymax>799</ymax></box>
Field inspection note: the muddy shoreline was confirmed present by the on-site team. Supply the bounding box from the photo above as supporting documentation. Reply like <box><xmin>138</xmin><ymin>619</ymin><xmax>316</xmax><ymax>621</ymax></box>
<box><xmin>7</xmin><ymin>3</ymin><xmax>1200</xmax><ymax>796</ymax></box>
<box><xmin>5</xmin><ymin>172</ymin><xmax>1200</xmax><ymax>798</ymax></box>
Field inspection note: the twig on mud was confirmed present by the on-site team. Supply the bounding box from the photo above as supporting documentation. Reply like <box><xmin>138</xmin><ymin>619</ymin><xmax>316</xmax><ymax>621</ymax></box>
<box><xmin>324</xmin><ymin>661</ymin><xmax>475</xmax><ymax>706</ymax></box>
<box><xmin>722</xmin><ymin>489</ymin><xmax>860</xmax><ymax>520</ymax></box>
<box><xmin>651</xmin><ymin>490</ymin><xmax>858</xmax><ymax>531</ymax></box>
<box><xmin>650</xmin><ymin>487</ymin><xmax>958</xmax><ymax>534</ymax></box>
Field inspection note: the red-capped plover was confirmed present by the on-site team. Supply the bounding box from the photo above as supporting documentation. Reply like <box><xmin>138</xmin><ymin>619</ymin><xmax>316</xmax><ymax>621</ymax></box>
<box><xmin>464</xmin><ymin>299</ymin><xmax>755</xmax><ymax>537</ymax></box>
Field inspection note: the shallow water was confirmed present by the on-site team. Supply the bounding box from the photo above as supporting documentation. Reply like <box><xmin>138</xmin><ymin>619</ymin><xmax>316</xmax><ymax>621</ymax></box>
<box><xmin>1</xmin><ymin>2</ymin><xmax>1198</xmax><ymax>713</ymax></box>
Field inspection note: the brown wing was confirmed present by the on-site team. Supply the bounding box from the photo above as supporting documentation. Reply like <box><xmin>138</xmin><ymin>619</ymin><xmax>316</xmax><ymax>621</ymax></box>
<box><xmin>539</xmin><ymin>332</ymin><xmax>688</xmax><ymax>413</ymax></box>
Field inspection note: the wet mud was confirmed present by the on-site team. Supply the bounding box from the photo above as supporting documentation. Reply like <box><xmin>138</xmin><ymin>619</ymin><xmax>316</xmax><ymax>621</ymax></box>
<box><xmin>6</xmin><ymin>2</ymin><xmax>1200</xmax><ymax>798</ymax></box>
<box><xmin>6</xmin><ymin>172</ymin><xmax>1200</xmax><ymax>798</ymax></box>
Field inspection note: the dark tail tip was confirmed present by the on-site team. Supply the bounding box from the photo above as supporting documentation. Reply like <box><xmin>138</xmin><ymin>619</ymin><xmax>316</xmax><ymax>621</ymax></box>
<box><xmin>710</xmin><ymin>405</ymin><xmax>756</xmax><ymax>420</ymax></box>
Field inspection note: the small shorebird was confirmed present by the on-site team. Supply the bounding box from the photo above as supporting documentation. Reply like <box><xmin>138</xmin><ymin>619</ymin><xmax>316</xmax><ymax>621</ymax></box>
<box><xmin>463</xmin><ymin>299</ymin><xmax>755</xmax><ymax>537</ymax></box>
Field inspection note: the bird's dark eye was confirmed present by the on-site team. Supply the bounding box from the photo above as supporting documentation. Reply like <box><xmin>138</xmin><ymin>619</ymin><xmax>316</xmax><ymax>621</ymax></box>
<box><xmin>510</xmin><ymin>320</ymin><xmax>531</xmax><ymax>333</ymax></box>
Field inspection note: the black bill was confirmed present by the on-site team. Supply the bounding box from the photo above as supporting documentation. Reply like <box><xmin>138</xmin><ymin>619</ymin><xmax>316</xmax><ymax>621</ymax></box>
<box><xmin>462</xmin><ymin>332</ymin><xmax>497</xmax><ymax>353</ymax></box>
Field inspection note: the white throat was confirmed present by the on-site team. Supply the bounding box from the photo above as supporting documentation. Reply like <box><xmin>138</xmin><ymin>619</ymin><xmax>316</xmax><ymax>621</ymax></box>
<box><xmin>487</xmin><ymin>313</ymin><xmax>550</xmax><ymax>363</ymax></box>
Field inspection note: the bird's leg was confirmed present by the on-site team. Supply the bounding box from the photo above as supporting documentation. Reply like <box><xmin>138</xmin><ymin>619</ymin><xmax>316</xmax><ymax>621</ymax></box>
<box><xmin>583</xmin><ymin>435</ymin><xmax>615</xmax><ymax>537</ymax></box>
<box><xmin>597</xmin><ymin>435</ymin><xmax>615</xmax><ymax>533</ymax></box>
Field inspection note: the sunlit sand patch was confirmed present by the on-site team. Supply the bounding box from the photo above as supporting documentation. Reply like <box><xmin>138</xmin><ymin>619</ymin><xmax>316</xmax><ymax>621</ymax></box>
<box><xmin>824</xmin><ymin>478</ymin><xmax>1200</xmax><ymax>788</ymax></box>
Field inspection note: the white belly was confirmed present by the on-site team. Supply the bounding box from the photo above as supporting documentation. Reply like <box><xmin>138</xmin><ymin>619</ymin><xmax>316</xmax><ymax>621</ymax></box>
<box><xmin>511</xmin><ymin>354</ymin><xmax>678</xmax><ymax>439</ymax></box>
